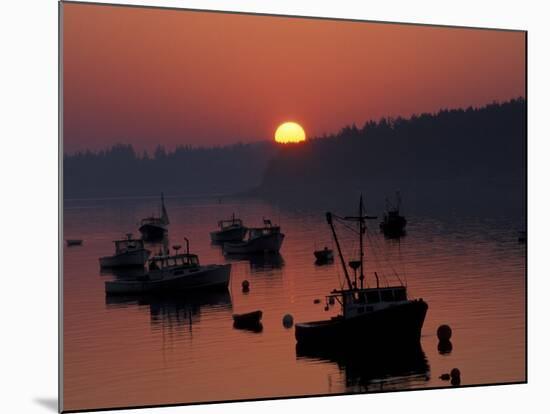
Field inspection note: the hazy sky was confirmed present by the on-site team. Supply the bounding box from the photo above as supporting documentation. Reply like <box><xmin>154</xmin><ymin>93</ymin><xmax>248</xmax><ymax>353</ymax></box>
<box><xmin>63</xmin><ymin>2</ymin><xmax>525</xmax><ymax>153</ymax></box>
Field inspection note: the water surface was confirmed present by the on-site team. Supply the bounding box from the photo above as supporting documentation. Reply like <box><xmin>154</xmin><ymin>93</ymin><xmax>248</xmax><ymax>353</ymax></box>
<box><xmin>63</xmin><ymin>196</ymin><xmax>525</xmax><ymax>411</ymax></box>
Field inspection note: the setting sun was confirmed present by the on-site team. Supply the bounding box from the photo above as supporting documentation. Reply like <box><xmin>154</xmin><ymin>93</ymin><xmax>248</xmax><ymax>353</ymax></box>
<box><xmin>274</xmin><ymin>122</ymin><xmax>306</xmax><ymax>144</ymax></box>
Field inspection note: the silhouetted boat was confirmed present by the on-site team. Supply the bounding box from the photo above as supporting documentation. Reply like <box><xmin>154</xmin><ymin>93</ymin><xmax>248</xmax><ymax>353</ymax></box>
<box><xmin>66</xmin><ymin>239</ymin><xmax>83</xmax><ymax>246</ymax></box>
<box><xmin>99</xmin><ymin>233</ymin><xmax>150</xmax><ymax>268</ymax></box>
<box><xmin>314</xmin><ymin>246</ymin><xmax>334</xmax><ymax>263</ymax></box>
<box><xmin>139</xmin><ymin>193</ymin><xmax>169</xmax><ymax>241</ymax></box>
<box><xmin>223</xmin><ymin>219</ymin><xmax>284</xmax><ymax>254</ymax></box>
<box><xmin>295</xmin><ymin>196</ymin><xmax>428</xmax><ymax>347</ymax></box>
<box><xmin>380</xmin><ymin>191</ymin><xmax>407</xmax><ymax>237</ymax></box>
<box><xmin>210</xmin><ymin>214</ymin><xmax>248</xmax><ymax>243</ymax></box>
<box><xmin>233</xmin><ymin>310</ymin><xmax>262</xmax><ymax>328</ymax></box>
<box><xmin>105</xmin><ymin>241</ymin><xmax>230</xmax><ymax>294</ymax></box>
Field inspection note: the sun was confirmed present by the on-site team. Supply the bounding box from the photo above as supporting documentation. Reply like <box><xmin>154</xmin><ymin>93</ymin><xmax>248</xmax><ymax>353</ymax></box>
<box><xmin>274</xmin><ymin>122</ymin><xmax>306</xmax><ymax>144</ymax></box>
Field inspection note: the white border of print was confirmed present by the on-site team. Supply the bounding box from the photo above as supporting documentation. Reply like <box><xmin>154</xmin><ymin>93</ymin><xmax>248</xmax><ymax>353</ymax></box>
<box><xmin>1</xmin><ymin>0</ymin><xmax>548</xmax><ymax>413</ymax></box>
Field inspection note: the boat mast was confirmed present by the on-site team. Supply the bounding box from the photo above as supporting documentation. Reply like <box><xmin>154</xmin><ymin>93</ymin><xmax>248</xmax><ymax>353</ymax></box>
<box><xmin>359</xmin><ymin>196</ymin><xmax>364</xmax><ymax>289</ymax></box>
<box><xmin>344</xmin><ymin>195</ymin><xmax>377</xmax><ymax>290</ymax></box>
<box><xmin>326</xmin><ymin>212</ymin><xmax>353</xmax><ymax>291</ymax></box>
<box><xmin>396</xmin><ymin>190</ymin><xmax>401</xmax><ymax>212</ymax></box>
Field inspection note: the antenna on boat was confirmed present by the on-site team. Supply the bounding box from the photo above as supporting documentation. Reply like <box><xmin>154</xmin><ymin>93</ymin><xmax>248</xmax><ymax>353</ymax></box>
<box><xmin>343</xmin><ymin>195</ymin><xmax>377</xmax><ymax>290</ymax></box>
<box><xmin>184</xmin><ymin>237</ymin><xmax>190</xmax><ymax>255</ymax></box>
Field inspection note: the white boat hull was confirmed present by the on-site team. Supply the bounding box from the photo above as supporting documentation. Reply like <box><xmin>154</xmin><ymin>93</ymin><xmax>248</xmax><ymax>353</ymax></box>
<box><xmin>105</xmin><ymin>264</ymin><xmax>231</xmax><ymax>294</ymax></box>
<box><xmin>223</xmin><ymin>233</ymin><xmax>284</xmax><ymax>254</ymax></box>
<box><xmin>99</xmin><ymin>249</ymin><xmax>150</xmax><ymax>268</ymax></box>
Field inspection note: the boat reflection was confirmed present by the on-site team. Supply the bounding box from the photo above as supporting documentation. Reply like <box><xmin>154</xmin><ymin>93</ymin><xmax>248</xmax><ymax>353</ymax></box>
<box><xmin>382</xmin><ymin>229</ymin><xmax>407</xmax><ymax>239</ymax></box>
<box><xmin>296</xmin><ymin>341</ymin><xmax>430</xmax><ymax>391</ymax></box>
<box><xmin>105</xmin><ymin>290</ymin><xmax>232</xmax><ymax>330</ymax></box>
<box><xmin>225</xmin><ymin>252</ymin><xmax>285</xmax><ymax>271</ymax></box>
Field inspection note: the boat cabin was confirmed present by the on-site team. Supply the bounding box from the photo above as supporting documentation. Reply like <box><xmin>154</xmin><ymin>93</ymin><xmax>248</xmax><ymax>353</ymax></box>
<box><xmin>141</xmin><ymin>216</ymin><xmax>166</xmax><ymax>226</ymax></box>
<box><xmin>386</xmin><ymin>209</ymin><xmax>400</xmax><ymax>218</ymax></box>
<box><xmin>148</xmin><ymin>253</ymin><xmax>200</xmax><ymax>271</ymax></box>
<box><xmin>330</xmin><ymin>286</ymin><xmax>409</xmax><ymax>319</ymax></box>
<box><xmin>248</xmin><ymin>225</ymin><xmax>281</xmax><ymax>240</ymax></box>
<box><xmin>114</xmin><ymin>236</ymin><xmax>145</xmax><ymax>254</ymax></box>
<box><xmin>218</xmin><ymin>218</ymin><xmax>244</xmax><ymax>230</ymax></box>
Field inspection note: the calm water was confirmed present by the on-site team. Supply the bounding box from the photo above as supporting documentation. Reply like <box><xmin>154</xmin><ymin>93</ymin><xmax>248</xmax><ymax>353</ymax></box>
<box><xmin>63</xmin><ymin>196</ymin><xmax>526</xmax><ymax>411</ymax></box>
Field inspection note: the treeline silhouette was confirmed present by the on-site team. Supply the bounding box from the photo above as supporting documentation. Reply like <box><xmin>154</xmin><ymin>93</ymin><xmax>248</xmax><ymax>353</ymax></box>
<box><xmin>64</xmin><ymin>142</ymin><xmax>277</xmax><ymax>198</ymax></box>
<box><xmin>254</xmin><ymin>98</ymin><xmax>526</xmax><ymax>215</ymax></box>
<box><xmin>64</xmin><ymin>99</ymin><xmax>525</xmax><ymax>216</ymax></box>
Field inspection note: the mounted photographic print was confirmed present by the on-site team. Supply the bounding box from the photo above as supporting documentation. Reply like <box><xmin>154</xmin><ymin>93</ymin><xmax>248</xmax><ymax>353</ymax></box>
<box><xmin>60</xmin><ymin>1</ymin><xmax>526</xmax><ymax>412</ymax></box>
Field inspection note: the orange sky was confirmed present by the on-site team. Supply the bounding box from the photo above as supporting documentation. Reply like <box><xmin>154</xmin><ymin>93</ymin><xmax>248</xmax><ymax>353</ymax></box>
<box><xmin>62</xmin><ymin>2</ymin><xmax>525</xmax><ymax>153</ymax></box>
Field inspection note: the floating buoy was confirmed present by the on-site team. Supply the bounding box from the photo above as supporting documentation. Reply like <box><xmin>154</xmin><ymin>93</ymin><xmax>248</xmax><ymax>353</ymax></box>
<box><xmin>450</xmin><ymin>368</ymin><xmax>461</xmax><ymax>379</ymax></box>
<box><xmin>242</xmin><ymin>280</ymin><xmax>250</xmax><ymax>292</ymax></box>
<box><xmin>282</xmin><ymin>314</ymin><xmax>294</xmax><ymax>329</ymax></box>
<box><xmin>313</xmin><ymin>299</ymin><xmax>321</xmax><ymax>304</ymax></box>
<box><xmin>437</xmin><ymin>325</ymin><xmax>452</xmax><ymax>341</ymax></box>
<box><xmin>450</xmin><ymin>368</ymin><xmax>461</xmax><ymax>386</ymax></box>
<box><xmin>439</xmin><ymin>373</ymin><xmax>451</xmax><ymax>381</ymax></box>
<box><xmin>438</xmin><ymin>339</ymin><xmax>453</xmax><ymax>355</ymax></box>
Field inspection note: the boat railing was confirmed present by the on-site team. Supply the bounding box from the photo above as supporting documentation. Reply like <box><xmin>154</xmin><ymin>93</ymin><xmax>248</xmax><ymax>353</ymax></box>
<box><xmin>148</xmin><ymin>253</ymin><xmax>200</xmax><ymax>270</ymax></box>
<box><xmin>219</xmin><ymin>218</ymin><xmax>243</xmax><ymax>229</ymax></box>
<box><xmin>114</xmin><ymin>239</ymin><xmax>145</xmax><ymax>252</ymax></box>
<box><xmin>332</xmin><ymin>286</ymin><xmax>408</xmax><ymax>305</ymax></box>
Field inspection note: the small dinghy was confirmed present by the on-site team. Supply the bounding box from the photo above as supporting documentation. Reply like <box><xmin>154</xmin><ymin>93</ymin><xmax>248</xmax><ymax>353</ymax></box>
<box><xmin>66</xmin><ymin>239</ymin><xmax>83</xmax><ymax>246</ymax></box>
<box><xmin>233</xmin><ymin>310</ymin><xmax>263</xmax><ymax>330</ymax></box>
<box><xmin>314</xmin><ymin>246</ymin><xmax>334</xmax><ymax>263</ymax></box>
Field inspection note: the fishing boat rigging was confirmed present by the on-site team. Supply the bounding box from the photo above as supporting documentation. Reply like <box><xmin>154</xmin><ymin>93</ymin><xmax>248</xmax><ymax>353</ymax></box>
<box><xmin>294</xmin><ymin>195</ymin><xmax>428</xmax><ymax>348</ymax></box>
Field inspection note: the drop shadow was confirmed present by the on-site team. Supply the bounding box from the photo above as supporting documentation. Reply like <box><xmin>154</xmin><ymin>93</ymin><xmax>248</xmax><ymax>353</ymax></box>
<box><xmin>34</xmin><ymin>397</ymin><xmax>58</xmax><ymax>412</ymax></box>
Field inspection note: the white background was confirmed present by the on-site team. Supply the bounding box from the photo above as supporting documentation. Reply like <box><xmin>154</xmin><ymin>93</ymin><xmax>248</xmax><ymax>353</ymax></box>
<box><xmin>0</xmin><ymin>0</ymin><xmax>548</xmax><ymax>413</ymax></box>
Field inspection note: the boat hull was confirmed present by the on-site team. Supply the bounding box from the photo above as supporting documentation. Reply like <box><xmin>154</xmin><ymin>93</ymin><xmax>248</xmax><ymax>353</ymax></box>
<box><xmin>105</xmin><ymin>264</ymin><xmax>231</xmax><ymax>295</ymax></box>
<box><xmin>224</xmin><ymin>233</ymin><xmax>284</xmax><ymax>254</ymax></box>
<box><xmin>66</xmin><ymin>239</ymin><xmax>83</xmax><ymax>246</ymax></box>
<box><xmin>233</xmin><ymin>310</ymin><xmax>263</xmax><ymax>330</ymax></box>
<box><xmin>99</xmin><ymin>249</ymin><xmax>150</xmax><ymax>268</ymax></box>
<box><xmin>139</xmin><ymin>223</ymin><xmax>167</xmax><ymax>241</ymax></box>
<box><xmin>314</xmin><ymin>250</ymin><xmax>334</xmax><ymax>262</ymax></box>
<box><xmin>295</xmin><ymin>299</ymin><xmax>428</xmax><ymax>346</ymax></box>
<box><xmin>380</xmin><ymin>218</ymin><xmax>407</xmax><ymax>236</ymax></box>
<box><xmin>210</xmin><ymin>227</ymin><xmax>247</xmax><ymax>243</ymax></box>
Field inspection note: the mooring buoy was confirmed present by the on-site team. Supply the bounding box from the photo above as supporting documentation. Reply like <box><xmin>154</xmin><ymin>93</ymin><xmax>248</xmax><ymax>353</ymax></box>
<box><xmin>242</xmin><ymin>280</ymin><xmax>250</xmax><ymax>292</ymax></box>
<box><xmin>282</xmin><ymin>314</ymin><xmax>294</xmax><ymax>329</ymax></box>
<box><xmin>437</xmin><ymin>324</ymin><xmax>452</xmax><ymax>341</ymax></box>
